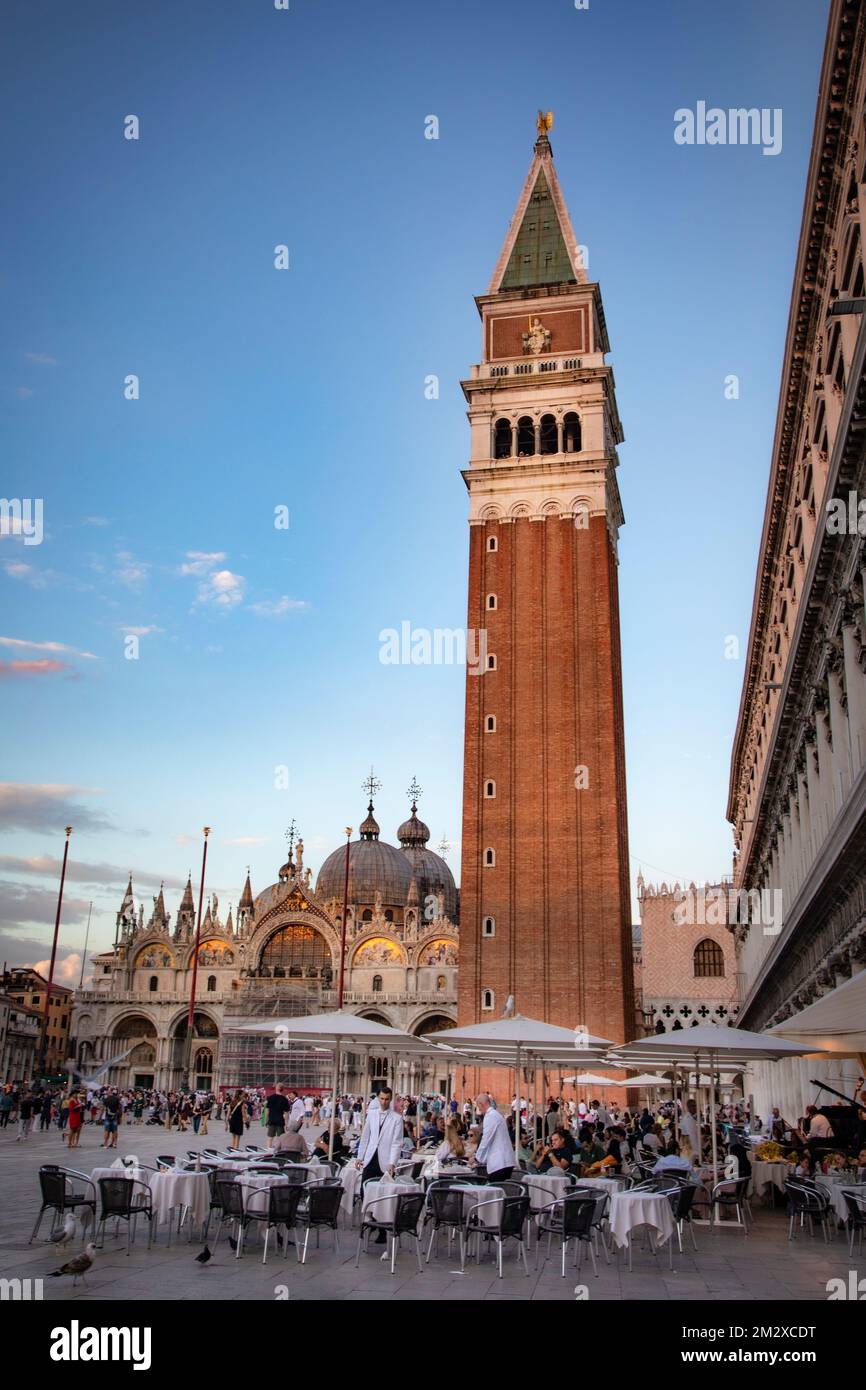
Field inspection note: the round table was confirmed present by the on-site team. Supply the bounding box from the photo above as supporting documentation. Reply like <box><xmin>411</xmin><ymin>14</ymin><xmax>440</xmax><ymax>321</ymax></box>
<box><xmin>816</xmin><ymin>1176</ymin><xmax>866</xmax><ymax>1223</ymax></box>
<box><xmin>149</xmin><ymin>1170</ymin><xmax>210</xmax><ymax>1230</ymax></box>
<box><xmin>608</xmin><ymin>1190</ymin><xmax>676</xmax><ymax>1252</ymax></box>
<box><xmin>89</xmin><ymin>1166</ymin><xmax>152</xmax><ymax>1216</ymax></box>
<box><xmin>234</xmin><ymin>1172</ymin><xmax>292</xmax><ymax>1216</ymax></box>
<box><xmin>451</xmin><ymin>1184</ymin><xmax>505</xmax><ymax>1229</ymax></box>
<box><xmin>750</xmin><ymin>1160</ymin><xmax>790</xmax><ymax>1201</ymax></box>
<box><xmin>522</xmin><ymin>1171</ymin><xmax>574</xmax><ymax>1213</ymax></box>
<box><xmin>361</xmin><ymin>1177</ymin><xmax>422</xmax><ymax>1225</ymax></box>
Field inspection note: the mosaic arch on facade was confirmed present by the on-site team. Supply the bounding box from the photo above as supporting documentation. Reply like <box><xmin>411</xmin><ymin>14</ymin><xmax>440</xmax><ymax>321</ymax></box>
<box><xmin>352</xmin><ymin>936</ymin><xmax>405</xmax><ymax>966</ymax></box>
<box><xmin>256</xmin><ymin>919</ymin><xmax>334</xmax><ymax>977</ymax></box>
<box><xmin>417</xmin><ymin>937</ymin><xmax>458</xmax><ymax>967</ymax></box>
<box><xmin>196</xmin><ymin>938</ymin><xmax>236</xmax><ymax>966</ymax></box>
<box><xmin>134</xmin><ymin>945</ymin><xmax>176</xmax><ymax>969</ymax></box>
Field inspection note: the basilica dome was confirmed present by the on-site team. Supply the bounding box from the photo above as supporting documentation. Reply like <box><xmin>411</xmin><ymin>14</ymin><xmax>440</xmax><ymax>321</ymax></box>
<box><xmin>316</xmin><ymin>802</ymin><xmax>413</xmax><ymax>907</ymax></box>
<box><xmin>397</xmin><ymin>805</ymin><xmax>458</xmax><ymax>920</ymax></box>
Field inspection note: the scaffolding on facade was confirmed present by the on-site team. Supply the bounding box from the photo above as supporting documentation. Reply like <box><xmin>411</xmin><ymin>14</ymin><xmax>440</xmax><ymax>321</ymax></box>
<box><xmin>220</xmin><ymin>980</ymin><xmax>341</xmax><ymax>1093</ymax></box>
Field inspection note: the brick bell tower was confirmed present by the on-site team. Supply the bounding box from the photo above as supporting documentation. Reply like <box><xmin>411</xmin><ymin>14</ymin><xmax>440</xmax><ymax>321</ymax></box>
<box><xmin>457</xmin><ymin>115</ymin><xmax>635</xmax><ymax>1047</ymax></box>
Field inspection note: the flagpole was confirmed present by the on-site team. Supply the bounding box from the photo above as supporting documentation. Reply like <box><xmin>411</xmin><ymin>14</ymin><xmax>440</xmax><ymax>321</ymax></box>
<box><xmin>78</xmin><ymin>902</ymin><xmax>93</xmax><ymax>990</ymax></box>
<box><xmin>185</xmin><ymin>827</ymin><xmax>210</xmax><ymax>1090</ymax></box>
<box><xmin>39</xmin><ymin>826</ymin><xmax>72</xmax><ymax>1077</ymax></box>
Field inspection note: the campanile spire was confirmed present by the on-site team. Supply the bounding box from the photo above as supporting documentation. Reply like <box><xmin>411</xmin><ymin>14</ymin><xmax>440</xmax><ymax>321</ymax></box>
<box><xmin>457</xmin><ymin>121</ymin><xmax>635</xmax><ymax>1047</ymax></box>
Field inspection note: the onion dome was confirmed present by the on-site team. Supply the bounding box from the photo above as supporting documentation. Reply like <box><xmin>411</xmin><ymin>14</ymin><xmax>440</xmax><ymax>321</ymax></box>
<box><xmin>396</xmin><ymin>802</ymin><xmax>430</xmax><ymax>847</ymax></box>
<box><xmin>316</xmin><ymin>799</ymin><xmax>412</xmax><ymax>906</ymax></box>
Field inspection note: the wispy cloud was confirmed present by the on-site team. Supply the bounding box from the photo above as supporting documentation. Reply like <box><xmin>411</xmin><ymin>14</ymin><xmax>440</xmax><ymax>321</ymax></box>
<box><xmin>0</xmin><ymin>659</ymin><xmax>71</xmax><ymax>679</ymax></box>
<box><xmin>0</xmin><ymin>636</ymin><xmax>98</xmax><ymax>660</ymax></box>
<box><xmin>24</xmin><ymin>351</ymin><xmax>58</xmax><ymax>366</ymax></box>
<box><xmin>118</xmin><ymin>624</ymin><xmax>162</xmax><ymax>638</ymax></box>
<box><xmin>249</xmin><ymin>596</ymin><xmax>309</xmax><ymax>617</ymax></box>
<box><xmin>114</xmin><ymin>551</ymin><xmax>149</xmax><ymax>587</ymax></box>
<box><xmin>0</xmin><ymin>855</ymin><xmax>186</xmax><ymax>892</ymax></box>
<box><xmin>14</xmin><ymin>386</ymin><xmax>34</xmax><ymax>399</ymax></box>
<box><xmin>0</xmin><ymin>880</ymin><xmax>91</xmax><ymax>928</ymax></box>
<box><xmin>3</xmin><ymin>561</ymin><xmax>52</xmax><ymax>588</ymax></box>
<box><xmin>0</xmin><ymin>784</ymin><xmax>110</xmax><ymax>834</ymax></box>
<box><xmin>180</xmin><ymin>552</ymin><xmax>226</xmax><ymax>577</ymax></box>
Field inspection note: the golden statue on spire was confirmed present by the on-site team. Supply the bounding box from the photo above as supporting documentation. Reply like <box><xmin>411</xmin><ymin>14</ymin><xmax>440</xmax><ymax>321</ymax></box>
<box><xmin>537</xmin><ymin>109</ymin><xmax>553</xmax><ymax>136</ymax></box>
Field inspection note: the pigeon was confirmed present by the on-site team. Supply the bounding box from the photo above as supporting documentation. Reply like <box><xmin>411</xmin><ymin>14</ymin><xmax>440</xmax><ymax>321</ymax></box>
<box><xmin>195</xmin><ymin>1245</ymin><xmax>212</xmax><ymax>1265</ymax></box>
<box><xmin>228</xmin><ymin>1234</ymin><xmax>238</xmax><ymax>1252</ymax></box>
<box><xmin>50</xmin><ymin>1214</ymin><xmax>78</xmax><ymax>1247</ymax></box>
<box><xmin>50</xmin><ymin>1243</ymin><xmax>95</xmax><ymax>1286</ymax></box>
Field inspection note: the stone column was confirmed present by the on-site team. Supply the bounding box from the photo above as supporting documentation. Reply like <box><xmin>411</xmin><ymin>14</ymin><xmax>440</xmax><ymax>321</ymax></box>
<box><xmin>842</xmin><ymin>617</ymin><xmax>866</xmax><ymax>773</ymax></box>
<box><xmin>827</xmin><ymin>658</ymin><xmax>852</xmax><ymax>800</ymax></box>
<box><xmin>556</xmin><ymin>417</ymin><xmax>564</xmax><ymax>454</ymax></box>
<box><xmin>510</xmin><ymin>422</ymin><xmax>518</xmax><ymax>457</ymax></box>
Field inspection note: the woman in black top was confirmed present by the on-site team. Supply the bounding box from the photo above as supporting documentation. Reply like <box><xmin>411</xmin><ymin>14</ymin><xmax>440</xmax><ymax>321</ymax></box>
<box><xmin>227</xmin><ymin>1091</ymin><xmax>247</xmax><ymax>1150</ymax></box>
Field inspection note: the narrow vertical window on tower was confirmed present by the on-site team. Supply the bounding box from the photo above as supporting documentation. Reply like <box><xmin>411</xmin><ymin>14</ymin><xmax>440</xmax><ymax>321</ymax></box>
<box><xmin>493</xmin><ymin>418</ymin><xmax>512</xmax><ymax>458</ymax></box>
<box><xmin>484</xmin><ymin>780</ymin><xmax>496</xmax><ymax>798</ymax></box>
<box><xmin>481</xmin><ymin>988</ymin><xmax>494</xmax><ymax>1011</ymax></box>
<box><xmin>487</xmin><ymin>536</ymin><xmax>498</xmax><ymax>552</ymax></box>
<box><xmin>483</xmin><ymin>916</ymin><xmax>496</xmax><ymax>937</ymax></box>
<box><xmin>563</xmin><ymin>411</ymin><xmax>582</xmax><ymax>453</ymax></box>
<box><xmin>484</xmin><ymin>848</ymin><xmax>495</xmax><ymax>866</ymax></box>
<box><xmin>485</xmin><ymin>715</ymin><xmax>496</xmax><ymax>732</ymax></box>
<box><xmin>539</xmin><ymin>413</ymin><xmax>558</xmax><ymax>454</ymax></box>
<box><xmin>486</xmin><ymin>653</ymin><xmax>497</xmax><ymax>670</ymax></box>
<box><xmin>517</xmin><ymin>416</ymin><xmax>535</xmax><ymax>455</ymax></box>
<box><xmin>487</xmin><ymin>594</ymin><xmax>497</xmax><ymax>610</ymax></box>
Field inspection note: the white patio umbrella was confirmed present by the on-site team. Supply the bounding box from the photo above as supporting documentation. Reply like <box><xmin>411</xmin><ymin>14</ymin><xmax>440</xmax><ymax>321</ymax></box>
<box><xmin>226</xmin><ymin>1010</ymin><xmax>433</xmax><ymax>1159</ymax></box>
<box><xmin>561</xmin><ymin>1072</ymin><xmax>618</xmax><ymax>1088</ymax></box>
<box><xmin>434</xmin><ymin>1015</ymin><xmax>614</xmax><ymax>1163</ymax></box>
<box><xmin>609</xmin><ymin>1025</ymin><xmax>826</xmax><ymax>1197</ymax></box>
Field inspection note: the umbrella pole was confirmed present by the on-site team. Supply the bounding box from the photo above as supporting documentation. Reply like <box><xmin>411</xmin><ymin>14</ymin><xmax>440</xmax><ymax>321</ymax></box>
<box><xmin>514</xmin><ymin>1044</ymin><xmax>521</xmax><ymax>1166</ymax></box>
<box><xmin>673</xmin><ymin>1067</ymin><xmax>679</xmax><ymax>1143</ymax></box>
<box><xmin>708</xmin><ymin>1052</ymin><xmax>718</xmax><ymax>1222</ymax></box>
<box><xmin>328</xmin><ymin>1042</ymin><xmax>341</xmax><ymax>1161</ymax></box>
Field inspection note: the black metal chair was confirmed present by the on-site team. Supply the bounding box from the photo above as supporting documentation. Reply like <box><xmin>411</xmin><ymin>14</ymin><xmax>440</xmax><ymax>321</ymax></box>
<box><xmin>467</xmin><ymin>1193</ymin><xmax>531</xmax><ymax>1279</ymax></box>
<box><xmin>203</xmin><ymin>1167</ymin><xmax>238</xmax><ymax>1239</ymax></box>
<box><xmin>710</xmin><ymin>1177</ymin><xmax>751</xmax><ymax>1234</ymax></box>
<box><xmin>30</xmin><ymin>1166</ymin><xmax>96</xmax><ymax>1243</ymax></box>
<box><xmin>212</xmin><ymin>1179</ymin><xmax>246</xmax><ymax>1254</ymax></box>
<box><xmin>156</xmin><ymin>1155</ymin><xmax>177</xmax><ymax>1170</ymax></box>
<box><xmin>294</xmin><ymin>1182</ymin><xmax>342</xmax><ymax>1264</ymax></box>
<box><xmin>572</xmin><ymin>1186</ymin><xmax>613</xmax><ymax>1265</ymax></box>
<box><xmin>535</xmin><ymin>1194</ymin><xmax>597</xmax><ymax>1278</ymax></box>
<box><xmin>843</xmin><ymin>1190</ymin><xmax>866</xmax><ymax>1256</ymax></box>
<box><xmin>425</xmin><ymin>1182</ymin><xmax>470</xmax><ymax>1269</ymax></box>
<box><xmin>245</xmin><ymin>1144</ymin><xmax>266</xmax><ymax>1154</ymax></box>
<box><xmin>785</xmin><ymin>1181</ymin><xmax>831</xmax><ymax>1243</ymax></box>
<box><xmin>238</xmin><ymin>1183</ymin><xmax>305</xmax><ymax>1264</ymax></box>
<box><xmin>666</xmin><ymin>1183</ymin><xmax>700</xmax><ymax>1256</ymax></box>
<box><xmin>96</xmin><ymin>1177</ymin><xmax>153</xmax><ymax>1254</ymax></box>
<box><xmin>357</xmin><ymin>1191</ymin><xmax>426</xmax><ymax>1275</ymax></box>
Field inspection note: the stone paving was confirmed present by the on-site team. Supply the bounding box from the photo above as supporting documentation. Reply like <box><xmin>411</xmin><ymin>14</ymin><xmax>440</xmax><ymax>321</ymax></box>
<box><xmin>1</xmin><ymin>1119</ymin><xmax>863</xmax><ymax>1302</ymax></box>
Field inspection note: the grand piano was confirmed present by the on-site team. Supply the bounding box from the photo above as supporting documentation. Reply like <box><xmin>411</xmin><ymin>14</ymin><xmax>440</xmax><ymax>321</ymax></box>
<box><xmin>808</xmin><ymin>1079</ymin><xmax>866</xmax><ymax>1154</ymax></box>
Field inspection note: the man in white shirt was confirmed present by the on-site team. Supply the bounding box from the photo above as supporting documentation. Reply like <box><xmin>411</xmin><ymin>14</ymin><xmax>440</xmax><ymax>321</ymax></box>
<box><xmin>286</xmin><ymin>1089</ymin><xmax>306</xmax><ymax>1131</ymax></box>
<box><xmin>355</xmin><ymin>1087</ymin><xmax>404</xmax><ymax>1244</ymax></box>
<box><xmin>471</xmin><ymin>1093</ymin><xmax>515</xmax><ymax>1182</ymax></box>
<box><xmin>680</xmin><ymin>1100</ymin><xmax>700</xmax><ymax>1157</ymax></box>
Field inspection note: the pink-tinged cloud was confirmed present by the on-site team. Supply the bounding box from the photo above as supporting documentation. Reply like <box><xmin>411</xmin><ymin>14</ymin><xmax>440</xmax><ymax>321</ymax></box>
<box><xmin>0</xmin><ymin>658</ymin><xmax>70</xmax><ymax>678</ymax></box>
<box><xmin>0</xmin><ymin>784</ymin><xmax>110</xmax><ymax>833</ymax></box>
<box><xmin>0</xmin><ymin>636</ymin><xmax>97</xmax><ymax>660</ymax></box>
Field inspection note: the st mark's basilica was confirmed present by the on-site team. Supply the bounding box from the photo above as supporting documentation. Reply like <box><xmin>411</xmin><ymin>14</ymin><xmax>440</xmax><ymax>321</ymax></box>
<box><xmin>71</xmin><ymin>782</ymin><xmax>460</xmax><ymax>1096</ymax></box>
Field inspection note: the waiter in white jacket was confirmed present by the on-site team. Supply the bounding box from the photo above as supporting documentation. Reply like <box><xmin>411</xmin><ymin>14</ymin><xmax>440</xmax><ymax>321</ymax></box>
<box><xmin>355</xmin><ymin>1087</ymin><xmax>404</xmax><ymax>1245</ymax></box>
<box><xmin>471</xmin><ymin>1093</ymin><xmax>515</xmax><ymax>1183</ymax></box>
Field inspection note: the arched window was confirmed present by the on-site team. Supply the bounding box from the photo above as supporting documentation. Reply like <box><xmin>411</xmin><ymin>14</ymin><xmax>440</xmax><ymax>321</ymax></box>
<box><xmin>481</xmin><ymin>988</ymin><xmax>494</xmax><ymax>1011</ymax></box>
<box><xmin>694</xmin><ymin>938</ymin><xmax>725</xmax><ymax>977</ymax></box>
<box><xmin>487</xmin><ymin>653</ymin><xmax>497</xmax><ymax>670</ymax></box>
<box><xmin>563</xmin><ymin>412</ymin><xmax>582</xmax><ymax>452</ymax></box>
<box><xmin>149</xmin><ymin>976</ymin><xmax>158</xmax><ymax>993</ymax></box>
<box><xmin>483</xmin><ymin>916</ymin><xmax>495</xmax><ymax>937</ymax></box>
<box><xmin>372</xmin><ymin>974</ymin><xmax>383</xmax><ymax>993</ymax></box>
<box><xmin>517</xmin><ymin>416</ymin><xmax>535</xmax><ymax>456</ymax></box>
<box><xmin>487</xmin><ymin>536</ymin><xmax>498</xmax><ymax>552</ymax></box>
<box><xmin>485</xmin><ymin>780</ymin><xmax>496</xmax><ymax>798</ymax></box>
<box><xmin>206</xmin><ymin>975</ymin><xmax>216</xmax><ymax>993</ymax></box>
<box><xmin>494</xmin><ymin>418</ymin><xmax>512</xmax><ymax>458</ymax></box>
<box><xmin>484</xmin><ymin>848</ymin><xmax>495</xmax><ymax>866</ymax></box>
<box><xmin>654</xmin><ymin>1019</ymin><xmax>666</xmax><ymax>1034</ymax></box>
<box><xmin>486</xmin><ymin>715</ymin><xmax>496</xmax><ymax>732</ymax></box>
<box><xmin>487</xmin><ymin>594</ymin><xmax>497</xmax><ymax>610</ymax></box>
<box><xmin>539</xmin><ymin>413</ymin><xmax>558</xmax><ymax>454</ymax></box>
<box><xmin>362</xmin><ymin>908</ymin><xmax>373</xmax><ymax>923</ymax></box>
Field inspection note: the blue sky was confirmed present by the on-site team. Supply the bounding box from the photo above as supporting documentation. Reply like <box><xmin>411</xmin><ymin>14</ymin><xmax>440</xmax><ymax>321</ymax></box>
<box><xmin>0</xmin><ymin>0</ymin><xmax>829</xmax><ymax>978</ymax></box>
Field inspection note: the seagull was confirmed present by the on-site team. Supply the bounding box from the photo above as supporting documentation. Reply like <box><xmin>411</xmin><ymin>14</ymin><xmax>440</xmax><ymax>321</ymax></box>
<box><xmin>195</xmin><ymin>1245</ymin><xmax>212</xmax><ymax>1265</ymax></box>
<box><xmin>49</xmin><ymin>1214</ymin><xmax>78</xmax><ymax>1247</ymax></box>
<box><xmin>501</xmin><ymin>995</ymin><xmax>515</xmax><ymax>1019</ymax></box>
<box><xmin>50</xmin><ymin>1243</ymin><xmax>95</xmax><ymax>1286</ymax></box>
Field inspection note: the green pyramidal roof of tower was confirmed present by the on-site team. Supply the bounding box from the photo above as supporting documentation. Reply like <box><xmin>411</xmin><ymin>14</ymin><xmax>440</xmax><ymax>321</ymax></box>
<box><xmin>500</xmin><ymin>167</ymin><xmax>577</xmax><ymax>290</ymax></box>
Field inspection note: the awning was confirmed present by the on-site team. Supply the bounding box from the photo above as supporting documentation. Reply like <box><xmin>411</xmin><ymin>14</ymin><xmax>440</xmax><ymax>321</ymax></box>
<box><xmin>768</xmin><ymin>968</ymin><xmax>866</xmax><ymax>1056</ymax></box>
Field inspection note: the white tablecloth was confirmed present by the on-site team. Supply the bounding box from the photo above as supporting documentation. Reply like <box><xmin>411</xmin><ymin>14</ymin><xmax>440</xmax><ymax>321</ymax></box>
<box><xmin>149</xmin><ymin>1171</ymin><xmax>210</xmax><ymax>1228</ymax></box>
<box><xmin>523</xmin><ymin>1172</ymin><xmax>573</xmax><ymax>1211</ymax></box>
<box><xmin>452</xmin><ymin>1184</ymin><xmax>505</xmax><ymax>1229</ymax></box>
<box><xmin>572</xmin><ymin>1175</ymin><xmax>628</xmax><ymax>1194</ymax></box>
<box><xmin>361</xmin><ymin>1178</ymin><xmax>422</xmax><ymax>1225</ymax></box>
<box><xmin>608</xmin><ymin>1191</ymin><xmax>676</xmax><ymax>1251</ymax></box>
<box><xmin>90</xmin><ymin>1166</ymin><xmax>151</xmax><ymax>1216</ymax></box>
<box><xmin>235</xmin><ymin>1172</ymin><xmax>292</xmax><ymax>1217</ymax></box>
<box><xmin>750</xmin><ymin>1161</ymin><xmax>790</xmax><ymax>1199</ymax></box>
<box><xmin>816</xmin><ymin>1177</ymin><xmax>866</xmax><ymax>1222</ymax></box>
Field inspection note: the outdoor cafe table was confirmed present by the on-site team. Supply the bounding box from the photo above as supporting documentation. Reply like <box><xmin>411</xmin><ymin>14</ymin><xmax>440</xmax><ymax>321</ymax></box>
<box><xmin>522</xmin><ymin>1170</ymin><xmax>573</xmax><ymax>1214</ymax></box>
<box><xmin>608</xmin><ymin>1189</ymin><xmax>676</xmax><ymax>1252</ymax></box>
<box><xmin>234</xmin><ymin>1171</ymin><xmax>292</xmax><ymax>1216</ymax></box>
<box><xmin>90</xmin><ymin>1166</ymin><xmax>152</xmax><ymax>1217</ymax></box>
<box><xmin>361</xmin><ymin>1177</ymin><xmax>423</xmax><ymax>1225</ymax></box>
<box><xmin>816</xmin><ymin>1176</ymin><xmax>866</xmax><ymax>1223</ymax></box>
<box><xmin>148</xmin><ymin>1170</ymin><xmax>210</xmax><ymax>1230</ymax></box>
<box><xmin>451</xmin><ymin>1183</ymin><xmax>506</xmax><ymax>1230</ymax></box>
<box><xmin>750</xmin><ymin>1160</ymin><xmax>790</xmax><ymax>1202</ymax></box>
